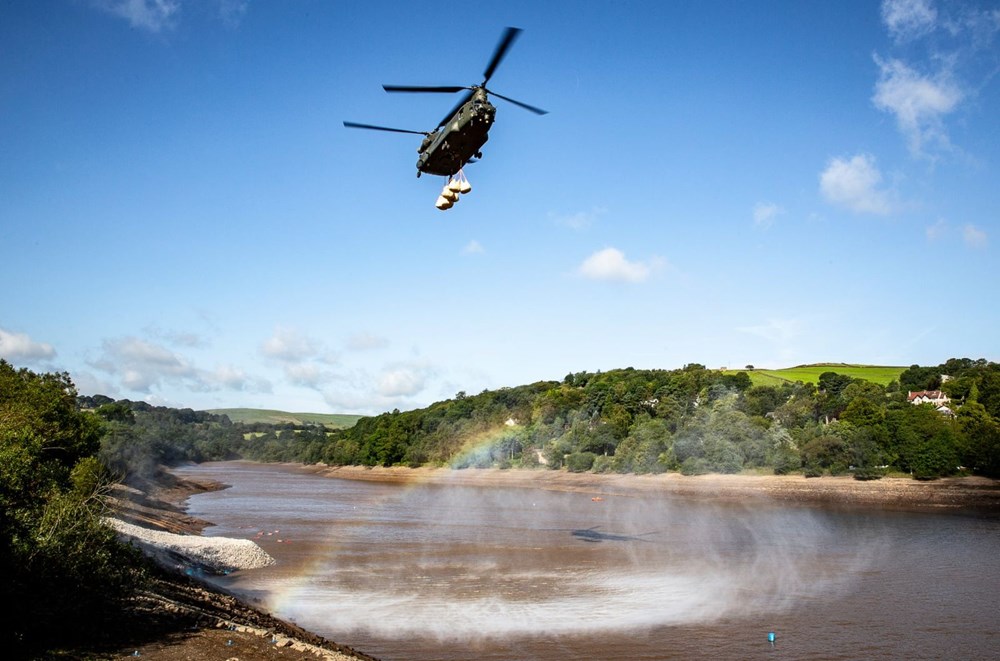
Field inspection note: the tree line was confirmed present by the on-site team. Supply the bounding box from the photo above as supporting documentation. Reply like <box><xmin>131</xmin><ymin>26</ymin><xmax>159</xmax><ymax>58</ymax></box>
<box><xmin>82</xmin><ymin>358</ymin><xmax>1000</xmax><ymax>481</ymax></box>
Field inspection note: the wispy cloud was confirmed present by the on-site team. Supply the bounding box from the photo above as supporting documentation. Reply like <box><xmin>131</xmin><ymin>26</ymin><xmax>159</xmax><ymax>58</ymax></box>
<box><xmin>261</xmin><ymin>327</ymin><xmax>323</xmax><ymax>363</ymax></box>
<box><xmin>819</xmin><ymin>154</ymin><xmax>893</xmax><ymax>215</ymax></box>
<box><xmin>549</xmin><ymin>207</ymin><xmax>607</xmax><ymax>230</ymax></box>
<box><xmin>577</xmin><ymin>247</ymin><xmax>663</xmax><ymax>283</ymax></box>
<box><xmin>462</xmin><ymin>239</ymin><xmax>485</xmax><ymax>255</ymax></box>
<box><xmin>0</xmin><ymin>327</ymin><xmax>56</xmax><ymax>364</ymax></box>
<box><xmin>875</xmin><ymin>0</ymin><xmax>1000</xmax><ymax>158</ymax></box>
<box><xmin>963</xmin><ymin>224</ymin><xmax>988</xmax><ymax>249</ymax></box>
<box><xmin>753</xmin><ymin>202</ymin><xmax>784</xmax><ymax>229</ymax></box>
<box><xmin>926</xmin><ymin>218</ymin><xmax>949</xmax><ymax>240</ymax></box>
<box><xmin>91</xmin><ymin>0</ymin><xmax>181</xmax><ymax>32</ymax></box>
<box><xmin>881</xmin><ymin>0</ymin><xmax>937</xmax><ymax>42</ymax></box>
<box><xmin>872</xmin><ymin>55</ymin><xmax>962</xmax><ymax>156</ymax></box>
<box><xmin>260</xmin><ymin>326</ymin><xmax>338</xmax><ymax>392</ymax></box>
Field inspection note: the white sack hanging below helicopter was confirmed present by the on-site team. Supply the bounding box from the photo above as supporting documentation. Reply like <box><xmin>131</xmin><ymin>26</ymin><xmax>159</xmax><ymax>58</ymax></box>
<box><xmin>344</xmin><ymin>27</ymin><xmax>547</xmax><ymax>210</ymax></box>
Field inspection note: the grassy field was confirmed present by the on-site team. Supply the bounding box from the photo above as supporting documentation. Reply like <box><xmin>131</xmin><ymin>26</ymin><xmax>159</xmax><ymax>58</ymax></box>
<box><xmin>743</xmin><ymin>363</ymin><xmax>907</xmax><ymax>387</ymax></box>
<box><xmin>205</xmin><ymin>408</ymin><xmax>363</xmax><ymax>429</ymax></box>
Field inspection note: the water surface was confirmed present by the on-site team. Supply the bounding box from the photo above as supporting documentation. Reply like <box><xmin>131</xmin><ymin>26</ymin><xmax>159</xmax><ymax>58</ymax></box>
<box><xmin>175</xmin><ymin>462</ymin><xmax>1000</xmax><ymax>660</ymax></box>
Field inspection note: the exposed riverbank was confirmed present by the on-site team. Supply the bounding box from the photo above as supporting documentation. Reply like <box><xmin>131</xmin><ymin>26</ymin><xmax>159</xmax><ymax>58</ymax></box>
<box><xmin>310</xmin><ymin>465</ymin><xmax>1000</xmax><ymax>514</ymax></box>
<box><xmin>66</xmin><ymin>472</ymin><xmax>381</xmax><ymax>661</ymax></box>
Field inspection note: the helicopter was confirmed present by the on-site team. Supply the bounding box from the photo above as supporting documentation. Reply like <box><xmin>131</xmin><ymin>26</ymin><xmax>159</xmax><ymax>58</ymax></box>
<box><xmin>343</xmin><ymin>27</ymin><xmax>547</xmax><ymax>210</ymax></box>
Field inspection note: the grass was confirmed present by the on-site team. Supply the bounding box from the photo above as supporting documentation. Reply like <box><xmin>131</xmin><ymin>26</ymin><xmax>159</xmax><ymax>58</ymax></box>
<box><xmin>743</xmin><ymin>363</ymin><xmax>907</xmax><ymax>387</ymax></box>
<box><xmin>205</xmin><ymin>408</ymin><xmax>363</xmax><ymax>429</ymax></box>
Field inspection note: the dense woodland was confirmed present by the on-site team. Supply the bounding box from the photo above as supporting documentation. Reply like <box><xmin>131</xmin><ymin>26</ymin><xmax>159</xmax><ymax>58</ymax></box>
<box><xmin>3</xmin><ymin>357</ymin><xmax>999</xmax><ymax>653</ymax></box>
<box><xmin>82</xmin><ymin>357</ymin><xmax>1000</xmax><ymax>481</ymax></box>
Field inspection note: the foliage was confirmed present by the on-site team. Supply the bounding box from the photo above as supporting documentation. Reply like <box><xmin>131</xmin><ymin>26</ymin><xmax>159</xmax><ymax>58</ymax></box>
<box><xmin>72</xmin><ymin>358</ymin><xmax>1000</xmax><ymax>482</ymax></box>
<box><xmin>0</xmin><ymin>361</ymin><xmax>147</xmax><ymax>654</ymax></box>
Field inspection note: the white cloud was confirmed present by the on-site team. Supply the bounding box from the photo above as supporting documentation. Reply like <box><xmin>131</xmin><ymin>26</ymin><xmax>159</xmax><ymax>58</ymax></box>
<box><xmin>90</xmin><ymin>336</ymin><xmax>270</xmax><ymax>395</ymax></box>
<box><xmin>210</xmin><ymin>365</ymin><xmax>272</xmax><ymax>393</ymax></box>
<box><xmin>285</xmin><ymin>363</ymin><xmax>331</xmax><ymax>389</ymax></box>
<box><xmin>873</xmin><ymin>56</ymin><xmax>963</xmax><ymax>156</ymax></box>
<box><xmin>90</xmin><ymin>337</ymin><xmax>198</xmax><ymax>392</ymax></box>
<box><xmin>963</xmin><ymin>224</ymin><xmax>988</xmax><ymax>249</ymax></box>
<box><xmin>92</xmin><ymin>0</ymin><xmax>181</xmax><ymax>32</ymax></box>
<box><xmin>577</xmin><ymin>247</ymin><xmax>661</xmax><ymax>283</ymax></box>
<box><xmin>819</xmin><ymin>154</ymin><xmax>893</xmax><ymax>215</ymax></box>
<box><xmin>261</xmin><ymin>327</ymin><xmax>322</xmax><ymax>362</ymax></box>
<box><xmin>0</xmin><ymin>328</ymin><xmax>56</xmax><ymax>364</ymax></box>
<box><xmin>881</xmin><ymin>0</ymin><xmax>937</xmax><ymax>42</ymax></box>
<box><xmin>462</xmin><ymin>240</ymin><xmax>485</xmax><ymax>255</ymax></box>
<box><xmin>753</xmin><ymin>202</ymin><xmax>783</xmax><ymax>229</ymax></box>
<box><xmin>377</xmin><ymin>366</ymin><xmax>427</xmax><ymax>397</ymax></box>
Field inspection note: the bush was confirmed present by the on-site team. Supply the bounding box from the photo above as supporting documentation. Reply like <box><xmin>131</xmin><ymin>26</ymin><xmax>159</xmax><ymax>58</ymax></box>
<box><xmin>680</xmin><ymin>456</ymin><xmax>710</xmax><ymax>475</ymax></box>
<box><xmin>566</xmin><ymin>452</ymin><xmax>596</xmax><ymax>473</ymax></box>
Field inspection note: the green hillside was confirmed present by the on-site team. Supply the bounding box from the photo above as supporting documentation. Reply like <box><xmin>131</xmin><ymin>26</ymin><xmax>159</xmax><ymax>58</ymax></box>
<box><xmin>746</xmin><ymin>363</ymin><xmax>907</xmax><ymax>387</ymax></box>
<box><xmin>205</xmin><ymin>408</ymin><xmax>362</xmax><ymax>428</ymax></box>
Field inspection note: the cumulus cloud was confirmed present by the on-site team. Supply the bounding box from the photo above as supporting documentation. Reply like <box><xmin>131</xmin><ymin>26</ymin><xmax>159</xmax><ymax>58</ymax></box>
<box><xmin>377</xmin><ymin>366</ymin><xmax>427</xmax><ymax>397</ymax></box>
<box><xmin>753</xmin><ymin>202</ymin><xmax>783</xmax><ymax>229</ymax></box>
<box><xmin>462</xmin><ymin>240</ymin><xmax>485</xmax><ymax>255</ymax></box>
<box><xmin>210</xmin><ymin>365</ymin><xmax>272</xmax><ymax>392</ymax></box>
<box><xmin>0</xmin><ymin>328</ymin><xmax>56</xmax><ymax>364</ymax></box>
<box><xmin>819</xmin><ymin>154</ymin><xmax>893</xmax><ymax>215</ymax></box>
<box><xmin>963</xmin><ymin>224</ymin><xmax>988</xmax><ymax>249</ymax></box>
<box><xmin>881</xmin><ymin>0</ymin><xmax>937</xmax><ymax>42</ymax></box>
<box><xmin>90</xmin><ymin>336</ymin><xmax>199</xmax><ymax>392</ymax></box>
<box><xmin>577</xmin><ymin>247</ymin><xmax>662</xmax><ymax>283</ymax></box>
<box><xmin>91</xmin><ymin>0</ymin><xmax>181</xmax><ymax>32</ymax></box>
<box><xmin>872</xmin><ymin>56</ymin><xmax>963</xmax><ymax>156</ymax></box>
<box><xmin>90</xmin><ymin>336</ymin><xmax>270</xmax><ymax>395</ymax></box>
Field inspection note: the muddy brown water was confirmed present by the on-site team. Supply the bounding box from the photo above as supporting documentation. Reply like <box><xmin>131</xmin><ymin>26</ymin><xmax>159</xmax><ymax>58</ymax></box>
<box><xmin>173</xmin><ymin>462</ymin><xmax>1000</xmax><ymax>660</ymax></box>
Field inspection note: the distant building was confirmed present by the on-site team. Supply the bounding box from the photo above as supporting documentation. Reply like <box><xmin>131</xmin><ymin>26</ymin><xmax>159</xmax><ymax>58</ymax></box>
<box><xmin>907</xmin><ymin>390</ymin><xmax>953</xmax><ymax>416</ymax></box>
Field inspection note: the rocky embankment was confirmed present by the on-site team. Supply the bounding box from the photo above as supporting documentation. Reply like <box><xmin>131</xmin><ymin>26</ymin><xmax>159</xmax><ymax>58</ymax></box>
<box><xmin>82</xmin><ymin>473</ymin><xmax>381</xmax><ymax>661</ymax></box>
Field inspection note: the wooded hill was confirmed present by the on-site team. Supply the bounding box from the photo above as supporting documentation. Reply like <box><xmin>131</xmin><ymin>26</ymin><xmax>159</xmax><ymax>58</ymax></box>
<box><xmin>87</xmin><ymin>359</ymin><xmax>1000</xmax><ymax>481</ymax></box>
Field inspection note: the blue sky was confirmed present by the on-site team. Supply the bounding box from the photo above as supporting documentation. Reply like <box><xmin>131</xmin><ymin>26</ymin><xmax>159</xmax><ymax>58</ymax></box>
<box><xmin>2</xmin><ymin>0</ymin><xmax>998</xmax><ymax>414</ymax></box>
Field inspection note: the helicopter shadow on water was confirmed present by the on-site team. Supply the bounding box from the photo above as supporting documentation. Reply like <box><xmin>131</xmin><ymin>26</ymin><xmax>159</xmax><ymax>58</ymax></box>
<box><xmin>558</xmin><ymin>526</ymin><xmax>660</xmax><ymax>544</ymax></box>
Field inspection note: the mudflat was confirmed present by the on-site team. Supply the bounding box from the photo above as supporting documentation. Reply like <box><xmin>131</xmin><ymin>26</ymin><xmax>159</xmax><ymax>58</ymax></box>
<box><xmin>310</xmin><ymin>465</ymin><xmax>1000</xmax><ymax>513</ymax></box>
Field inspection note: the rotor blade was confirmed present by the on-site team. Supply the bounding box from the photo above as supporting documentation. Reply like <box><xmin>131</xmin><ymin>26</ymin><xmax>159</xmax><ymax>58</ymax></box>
<box><xmin>343</xmin><ymin>121</ymin><xmax>428</xmax><ymax>135</ymax></box>
<box><xmin>438</xmin><ymin>89</ymin><xmax>475</xmax><ymax>127</ymax></box>
<box><xmin>383</xmin><ymin>85</ymin><xmax>467</xmax><ymax>94</ymax></box>
<box><xmin>487</xmin><ymin>90</ymin><xmax>548</xmax><ymax>115</ymax></box>
<box><xmin>482</xmin><ymin>27</ymin><xmax>522</xmax><ymax>85</ymax></box>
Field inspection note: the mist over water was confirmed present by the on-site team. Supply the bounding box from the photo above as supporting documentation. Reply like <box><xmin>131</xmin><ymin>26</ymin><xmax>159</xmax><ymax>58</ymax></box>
<box><xmin>177</xmin><ymin>463</ymin><xmax>1000</xmax><ymax>660</ymax></box>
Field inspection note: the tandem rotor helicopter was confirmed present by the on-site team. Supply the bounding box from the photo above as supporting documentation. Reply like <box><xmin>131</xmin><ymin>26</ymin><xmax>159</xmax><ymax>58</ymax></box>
<box><xmin>343</xmin><ymin>27</ymin><xmax>547</xmax><ymax>210</ymax></box>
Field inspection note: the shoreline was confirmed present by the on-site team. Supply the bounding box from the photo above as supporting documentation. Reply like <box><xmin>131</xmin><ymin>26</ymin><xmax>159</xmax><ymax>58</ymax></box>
<box><xmin>306</xmin><ymin>464</ymin><xmax>1000</xmax><ymax>514</ymax></box>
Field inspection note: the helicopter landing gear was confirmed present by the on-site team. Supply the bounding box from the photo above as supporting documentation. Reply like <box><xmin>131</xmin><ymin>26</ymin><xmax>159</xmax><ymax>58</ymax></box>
<box><xmin>435</xmin><ymin>169</ymin><xmax>472</xmax><ymax>210</ymax></box>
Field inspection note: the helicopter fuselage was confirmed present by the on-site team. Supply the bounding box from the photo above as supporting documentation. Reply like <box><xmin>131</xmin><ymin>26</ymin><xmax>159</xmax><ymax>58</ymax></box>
<box><xmin>416</xmin><ymin>89</ymin><xmax>495</xmax><ymax>177</ymax></box>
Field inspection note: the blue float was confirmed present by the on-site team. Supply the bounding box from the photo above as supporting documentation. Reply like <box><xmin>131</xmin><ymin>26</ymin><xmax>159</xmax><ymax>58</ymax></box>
<box><xmin>768</xmin><ymin>631</ymin><xmax>776</xmax><ymax>644</ymax></box>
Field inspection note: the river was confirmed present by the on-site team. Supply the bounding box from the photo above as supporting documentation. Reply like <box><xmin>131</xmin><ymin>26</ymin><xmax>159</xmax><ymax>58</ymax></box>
<box><xmin>173</xmin><ymin>462</ymin><xmax>1000</xmax><ymax>660</ymax></box>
